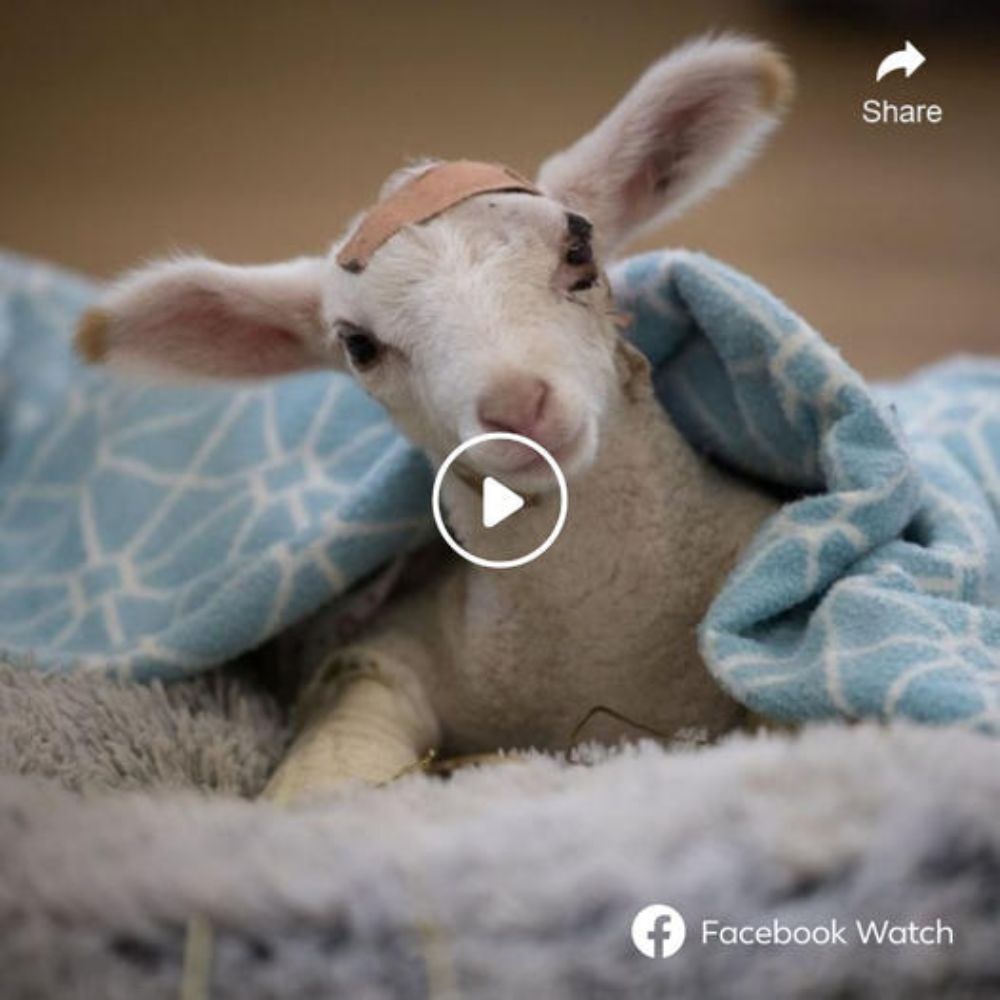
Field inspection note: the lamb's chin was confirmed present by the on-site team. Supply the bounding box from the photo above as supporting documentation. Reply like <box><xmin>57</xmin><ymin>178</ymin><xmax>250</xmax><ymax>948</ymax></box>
<box><xmin>487</xmin><ymin>427</ymin><xmax>596</xmax><ymax>494</ymax></box>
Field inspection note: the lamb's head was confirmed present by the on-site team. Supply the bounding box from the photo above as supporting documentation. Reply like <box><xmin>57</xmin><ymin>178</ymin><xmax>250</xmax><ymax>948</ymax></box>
<box><xmin>77</xmin><ymin>36</ymin><xmax>791</xmax><ymax>489</ymax></box>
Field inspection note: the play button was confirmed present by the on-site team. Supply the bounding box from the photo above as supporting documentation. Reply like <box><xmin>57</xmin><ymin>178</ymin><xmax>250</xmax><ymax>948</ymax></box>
<box><xmin>431</xmin><ymin>431</ymin><xmax>568</xmax><ymax>569</ymax></box>
<box><xmin>482</xmin><ymin>476</ymin><xmax>525</xmax><ymax>528</ymax></box>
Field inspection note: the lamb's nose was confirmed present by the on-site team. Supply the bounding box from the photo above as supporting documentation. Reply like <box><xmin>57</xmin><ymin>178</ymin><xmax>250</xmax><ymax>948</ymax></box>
<box><xmin>476</xmin><ymin>376</ymin><xmax>550</xmax><ymax>439</ymax></box>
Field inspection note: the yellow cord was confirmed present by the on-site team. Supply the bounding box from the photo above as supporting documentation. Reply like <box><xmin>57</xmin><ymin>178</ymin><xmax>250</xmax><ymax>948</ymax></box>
<box><xmin>179</xmin><ymin>914</ymin><xmax>214</xmax><ymax>1000</ymax></box>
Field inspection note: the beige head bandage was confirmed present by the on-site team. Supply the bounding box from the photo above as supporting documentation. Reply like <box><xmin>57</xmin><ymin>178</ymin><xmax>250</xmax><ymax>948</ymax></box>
<box><xmin>337</xmin><ymin>160</ymin><xmax>540</xmax><ymax>273</ymax></box>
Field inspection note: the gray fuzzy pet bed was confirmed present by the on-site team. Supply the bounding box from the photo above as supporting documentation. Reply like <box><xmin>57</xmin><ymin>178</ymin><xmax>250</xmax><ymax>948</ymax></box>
<box><xmin>2</xmin><ymin>664</ymin><xmax>999</xmax><ymax>1000</ymax></box>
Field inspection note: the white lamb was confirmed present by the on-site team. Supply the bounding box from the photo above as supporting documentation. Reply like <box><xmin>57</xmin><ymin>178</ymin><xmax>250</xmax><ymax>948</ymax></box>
<box><xmin>77</xmin><ymin>36</ymin><xmax>792</xmax><ymax>802</ymax></box>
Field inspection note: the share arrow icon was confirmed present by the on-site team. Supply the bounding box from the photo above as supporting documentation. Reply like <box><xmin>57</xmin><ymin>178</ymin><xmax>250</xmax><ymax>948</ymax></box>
<box><xmin>876</xmin><ymin>41</ymin><xmax>926</xmax><ymax>83</ymax></box>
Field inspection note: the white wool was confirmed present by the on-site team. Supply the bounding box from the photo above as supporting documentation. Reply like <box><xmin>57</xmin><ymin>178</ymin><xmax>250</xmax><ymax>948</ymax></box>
<box><xmin>79</xmin><ymin>36</ymin><xmax>794</xmax><ymax>802</ymax></box>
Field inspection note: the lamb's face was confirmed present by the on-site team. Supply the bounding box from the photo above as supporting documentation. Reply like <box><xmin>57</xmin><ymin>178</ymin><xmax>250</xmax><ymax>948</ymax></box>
<box><xmin>78</xmin><ymin>36</ymin><xmax>793</xmax><ymax>496</ymax></box>
<box><xmin>325</xmin><ymin>189</ymin><xmax>619</xmax><ymax>485</ymax></box>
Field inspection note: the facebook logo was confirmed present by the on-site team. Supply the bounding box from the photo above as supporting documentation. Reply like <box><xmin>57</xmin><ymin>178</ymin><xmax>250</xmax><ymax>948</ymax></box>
<box><xmin>631</xmin><ymin>904</ymin><xmax>687</xmax><ymax>958</ymax></box>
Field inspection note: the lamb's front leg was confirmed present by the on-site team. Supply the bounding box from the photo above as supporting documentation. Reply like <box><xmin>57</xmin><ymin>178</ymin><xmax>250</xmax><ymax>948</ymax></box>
<box><xmin>263</xmin><ymin>645</ymin><xmax>440</xmax><ymax>804</ymax></box>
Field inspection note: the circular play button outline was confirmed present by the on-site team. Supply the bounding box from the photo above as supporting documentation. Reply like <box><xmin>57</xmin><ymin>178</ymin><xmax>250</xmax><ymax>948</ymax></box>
<box><xmin>431</xmin><ymin>431</ymin><xmax>568</xmax><ymax>569</ymax></box>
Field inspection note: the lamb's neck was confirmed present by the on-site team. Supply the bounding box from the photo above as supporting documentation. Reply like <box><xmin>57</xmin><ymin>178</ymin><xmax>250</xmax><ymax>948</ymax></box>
<box><xmin>438</xmin><ymin>389</ymin><xmax>747</xmax><ymax>579</ymax></box>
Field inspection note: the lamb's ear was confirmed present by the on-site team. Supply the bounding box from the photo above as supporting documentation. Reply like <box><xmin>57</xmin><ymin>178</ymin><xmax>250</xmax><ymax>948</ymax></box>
<box><xmin>537</xmin><ymin>35</ymin><xmax>793</xmax><ymax>256</ymax></box>
<box><xmin>75</xmin><ymin>255</ymin><xmax>338</xmax><ymax>380</ymax></box>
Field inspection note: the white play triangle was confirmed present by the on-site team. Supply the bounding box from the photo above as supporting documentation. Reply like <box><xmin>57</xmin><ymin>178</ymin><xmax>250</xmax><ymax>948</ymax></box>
<box><xmin>482</xmin><ymin>476</ymin><xmax>525</xmax><ymax>529</ymax></box>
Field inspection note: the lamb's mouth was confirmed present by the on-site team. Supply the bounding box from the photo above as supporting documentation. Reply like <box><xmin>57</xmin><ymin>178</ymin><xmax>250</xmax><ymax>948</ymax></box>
<box><xmin>469</xmin><ymin>425</ymin><xmax>590</xmax><ymax>487</ymax></box>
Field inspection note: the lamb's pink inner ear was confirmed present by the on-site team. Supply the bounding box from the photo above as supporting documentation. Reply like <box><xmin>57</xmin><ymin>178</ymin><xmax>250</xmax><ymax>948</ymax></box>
<box><xmin>80</xmin><ymin>256</ymin><xmax>331</xmax><ymax>380</ymax></box>
<box><xmin>537</xmin><ymin>37</ymin><xmax>793</xmax><ymax>254</ymax></box>
<box><xmin>619</xmin><ymin>107</ymin><xmax>699</xmax><ymax>231</ymax></box>
<box><xmin>135</xmin><ymin>290</ymin><xmax>320</xmax><ymax>378</ymax></box>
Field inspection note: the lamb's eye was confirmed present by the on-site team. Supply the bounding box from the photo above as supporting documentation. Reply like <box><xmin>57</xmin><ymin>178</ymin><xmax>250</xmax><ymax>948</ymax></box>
<box><xmin>337</xmin><ymin>323</ymin><xmax>381</xmax><ymax>369</ymax></box>
<box><xmin>569</xmin><ymin>270</ymin><xmax>598</xmax><ymax>293</ymax></box>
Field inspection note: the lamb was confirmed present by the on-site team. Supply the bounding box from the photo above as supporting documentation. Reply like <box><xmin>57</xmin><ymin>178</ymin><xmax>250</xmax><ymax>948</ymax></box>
<box><xmin>75</xmin><ymin>36</ymin><xmax>792</xmax><ymax>802</ymax></box>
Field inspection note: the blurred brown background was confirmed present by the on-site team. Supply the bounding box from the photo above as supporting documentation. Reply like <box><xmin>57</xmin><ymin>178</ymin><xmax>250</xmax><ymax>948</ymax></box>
<box><xmin>1</xmin><ymin>1</ymin><xmax>997</xmax><ymax>376</ymax></box>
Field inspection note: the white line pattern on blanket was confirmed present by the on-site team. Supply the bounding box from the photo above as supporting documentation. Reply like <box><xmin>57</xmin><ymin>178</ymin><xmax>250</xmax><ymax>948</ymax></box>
<box><xmin>1</xmin><ymin>248</ymin><xmax>999</xmax><ymax>733</ymax></box>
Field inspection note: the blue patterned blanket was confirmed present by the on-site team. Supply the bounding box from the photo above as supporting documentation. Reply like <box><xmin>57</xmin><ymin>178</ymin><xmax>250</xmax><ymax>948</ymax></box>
<box><xmin>2</xmin><ymin>250</ymin><xmax>998</xmax><ymax>731</ymax></box>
